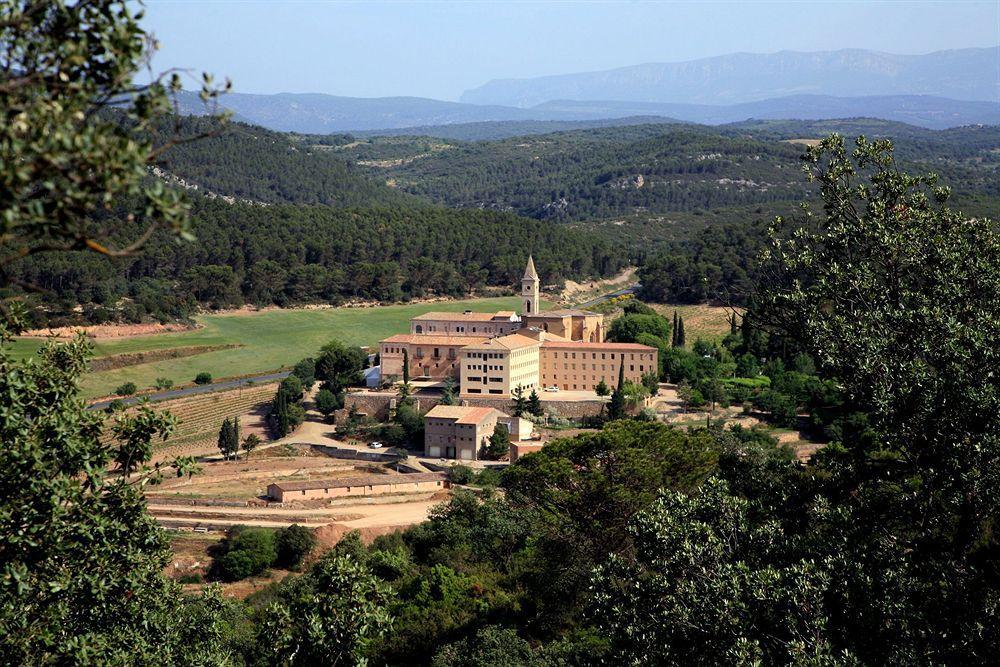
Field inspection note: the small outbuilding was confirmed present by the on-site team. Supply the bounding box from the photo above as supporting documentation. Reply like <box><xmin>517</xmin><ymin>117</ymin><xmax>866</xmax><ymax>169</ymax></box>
<box><xmin>267</xmin><ymin>472</ymin><xmax>447</xmax><ymax>502</ymax></box>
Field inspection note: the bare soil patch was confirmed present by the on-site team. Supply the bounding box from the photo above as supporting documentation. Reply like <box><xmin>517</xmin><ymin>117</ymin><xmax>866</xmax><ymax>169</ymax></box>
<box><xmin>89</xmin><ymin>344</ymin><xmax>241</xmax><ymax>372</ymax></box>
<box><xmin>21</xmin><ymin>321</ymin><xmax>197</xmax><ymax>339</ymax></box>
<box><xmin>561</xmin><ymin>267</ymin><xmax>637</xmax><ymax>301</ymax></box>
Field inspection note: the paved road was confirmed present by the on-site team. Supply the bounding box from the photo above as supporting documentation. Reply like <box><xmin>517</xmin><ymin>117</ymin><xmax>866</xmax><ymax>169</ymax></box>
<box><xmin>577</xmin><ymin>283</ymin><xmax>641</xmax><ymax>309</ymax></box>
<box><xmin>88</xmin><ymin>370</ymin><xmax>290</xmax><ymax>410</ymax></box>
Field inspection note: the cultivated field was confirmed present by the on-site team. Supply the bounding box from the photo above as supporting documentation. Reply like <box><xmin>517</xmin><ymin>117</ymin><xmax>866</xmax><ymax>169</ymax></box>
<box><xmin>115</xmin><ymin>381</ymin><xmax>278</xmax><ymax>462</ymax></box>
<box><xmin>11</xmin><ymin>296</ymin><xmax>537</xmax><ymax>398</ymax></box>
<box><xmin>650</xmin><ymin>303</ymin><xmax>739</xmax><ymax>344</ymax></box>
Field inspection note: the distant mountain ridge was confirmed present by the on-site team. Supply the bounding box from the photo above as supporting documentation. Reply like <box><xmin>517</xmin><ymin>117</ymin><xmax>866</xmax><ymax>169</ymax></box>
<box><xmin>460</xmin><ymin>47</ymin><xmax>1000</xmax><ymax>107</ymax></box>
<box><xmin>178</xmin><ymin>89</ymin><xmax>999</xmax><ymax>135</ymax></box>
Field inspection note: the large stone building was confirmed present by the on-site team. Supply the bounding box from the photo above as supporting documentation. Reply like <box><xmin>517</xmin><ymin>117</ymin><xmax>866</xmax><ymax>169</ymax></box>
<box><xmin>460</xmin><ymin>333</ymin><xmax>542</xmax><ymax>398</ymax></box>
<box><xmin>379</xmin><ymin>334</ymin><xmax>484</xmax><ymax>380</ymax></box>
<box><xmin>539</xmin><ymin>341</ymin><xmax>657</xmax><ymax>391</ymax></box>
<box><xmin>423</xmin><ymin>405</ymin><xmax>507</xmax><ymax>460</ymax></box>
<box><xmin>377</xmin><ymin>256</ymin><xmax>657</xmax><ymax>394</ymax></box>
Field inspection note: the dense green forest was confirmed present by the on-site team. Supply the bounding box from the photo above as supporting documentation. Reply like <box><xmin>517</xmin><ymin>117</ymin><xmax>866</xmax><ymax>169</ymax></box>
<box><xmin>337</xmin><ymin>121</ymin><xmax>1000</xmax><ymax>222</ymax></box>
<box><xmin>13</xmin><ymin>201</ymin><xmax>624</xmax><ymax>326</ymax></box>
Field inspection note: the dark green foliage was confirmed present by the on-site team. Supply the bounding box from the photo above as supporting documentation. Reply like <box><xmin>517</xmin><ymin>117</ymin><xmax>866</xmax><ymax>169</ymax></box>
<box><xmin>317</xmin><ymin>339</ymin><xmax>366</xmax><ymax>394</ymax></box>
<box><xmin>291</xmin><ymin>358</ymin><xmax>316</xmax><ymax>388</ymax></box>
<box><xmin>594</xmin><ymin>379</ymin><xmax>610</xmax><ymax>396</ymax></box>
<box><xmin>217</xmin><ymin>417</ymin><xmax>240</xmax><ymax>460</ymax></box>
<box><xmin>589</xmin><ymin>136</ymin><xmax>1000</xmax><ymax>663</ymax></box>
<box><xmin>606</xmin><ymin>312</ymin><xmax>671</xmax><ymax>343</ymax></box>
<box><xmin>440</xmin><ymin>377</ymin><xmax>458</xmax><ymax>405</ymax></box>
<box><xmin>486</xmin><ymin>423</ymin><xmax>511</xmax><ymax>459</ymax></box>
<box><xmin>526</xmin><ymin>389</ymin><xmax>543</xmax><ymax>417</ymax></box>
<box><xmin>313</xmin><ymin>388</ymin><xmax>339</xmax><ymax>416</ymax></box>
<box><xmin>641</xmin><ymin>371</ymin><xmax>660</xmax><ymax>395</ymax></box>
<box><xmin>402</xmin><ymin>347</ymin><xmax>410</xmax><ymax>385</ymax></box>
<box><xmin>259</xmin><ymin>552</ymin><xmax>392</xmax><ymax>665</ymax></box>
<box><xmin>607</xmin><ymin>360</ymin><xmax>627</xmax><ymax>420</ymax></box>
<box><xmin>194</xmin><ymin>372</ymin><xmax>213</xmax><ymax>385</ymax></box>
<box><xmin>154</xmin><ymin>377</ymin><xmax>174</xmax><ymax>390</ymax></box>
<box><xmin>216</xmin><ymin>527</ymin><xmax>277</xmax><ymax>581</ymax></box>
<box><xmin>431</xmin><ymin>626</ymin><xmax>541</xmax><ymax>667</ymax></box>
<box><xmin>511</xmin><ymin>384</ymin><xmax>527</xmax><ymax>417</ymax></box>
<box><xmin>394</xmin><ymin>403</ymin><xmax>425</xmax><ymax>446</ymax></box>
<box><xmin>242</xmin><ymin>433</ymin><xmax>261</xmax><ymax>459</ymax></box>
<box><xmin>676</xmin><ymin>316</ymin><xmax>686</xmax><ymax>346</ymax></box>
<box><xmin>114</xmin><ymin>381</ymin><xmax>137</xmax><ymax>396</ymax></box>
<box><xmin>275</xmin><ymin>525</ymin><xmax>316</xmax><ymax>570</ymax></box>
<box><xmin>446</xmin><ymin>465</ymin><xmax>474</xmax><ymax>485</ymax></box>
<box><xmin>0</xmin><ymin>334</ymin><xmax>238</xmax><ymax>663</ymax></box>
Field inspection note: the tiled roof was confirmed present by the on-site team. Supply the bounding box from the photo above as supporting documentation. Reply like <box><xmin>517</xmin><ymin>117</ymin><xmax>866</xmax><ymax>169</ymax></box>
<box><xmin>270</xmin><ymin>472</ymin><xmax>446</xmax><ymax>492</ymax></box>
<box><xmin>425</xmin><ymin>405</ymin><xmax>505</xmax><ymax>424</ymax></box>
<box><xmin>527</xmin><ymin>308</ymin><xmax>598</xmax><ymax>318</ymax></box>
<box><xmin>381</xmin><ymin>334</ymin><xmax>487</xmax><ymax>346</ymax></box>
<box><xmin>462</xmin><ymin>333</ymin><xmax>541</xmax><ymax>351</ymax></box>
<box><xmin>411</xmin><ymin>311</ymin><xmax>514</xmax><ymax>322</ymax></box>
<box><xmin>541</xmin><ymin>341</ymin><xmax>656</xmax><ymax>351</ymax></box>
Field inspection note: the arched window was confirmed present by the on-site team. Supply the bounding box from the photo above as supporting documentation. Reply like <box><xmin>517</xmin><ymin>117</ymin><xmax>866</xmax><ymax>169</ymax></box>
<box><xmin>525</xmin><ymin>300</ymin><xmax>531</xmax><ymax>313</ymax></box>
<box><xmin>415</xmin><ymin>325</ymin><xmax>423</xmax><ymax>333</ymax></box>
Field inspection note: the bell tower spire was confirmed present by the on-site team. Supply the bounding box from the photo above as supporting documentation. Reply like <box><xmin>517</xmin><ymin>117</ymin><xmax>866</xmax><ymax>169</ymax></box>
<box><xmin>522</xmin><ymin>255</ymin><xmax>539</xmax><ymax>315</ymax></box>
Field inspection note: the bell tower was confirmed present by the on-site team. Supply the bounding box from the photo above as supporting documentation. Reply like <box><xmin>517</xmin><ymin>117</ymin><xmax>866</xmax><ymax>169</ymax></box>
<box><xmin>522</xmin><ymin>255</ymin><xmax>539</xmax><ymax>315</ymax></box>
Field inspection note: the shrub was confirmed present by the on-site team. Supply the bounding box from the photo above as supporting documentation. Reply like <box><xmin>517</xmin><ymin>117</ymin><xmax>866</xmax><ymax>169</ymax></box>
<box><xmin>114</xmin><ymin>382</ymin><xmax>137</xmax><ymax>396</ymax></box>
<box><xmin>275</xmin><ymin>525</ymin><xmax>316</xmax><ymax>570</ymax></box>
<box><xmin>154</xmin><ymin>377</ymin><xmax>174</xmax><ymax>390</ymax></box>
<box><xmin>595</xmin><ymin>379</ymin><xmax>610</xmax><ymax>396</ymax></box>
<box><xmin>194</xmin><ymin>372</ymin><xmax>213</xmax><ymax>385</ymax></box>
<box><xmin>215</xmin><ymin>526</ymin><xmax>277</xmax><ymax>581</ymax></box>
<box><xmin>447</xmin><ymin>465</ymin><xmax>474</xmax><ymax>485</ymax></box>
<box><xmin>177</xmin><ymin>573</ymin><xmax>203</xmax><ymax>584</ymax></box>
<box><xmin>314</xmin><ymin>388</ymin><xmax>340</xmax><ymax>416</ymax></box>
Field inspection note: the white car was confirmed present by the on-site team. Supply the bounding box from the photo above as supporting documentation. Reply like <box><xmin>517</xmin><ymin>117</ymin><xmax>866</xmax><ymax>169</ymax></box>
<box><xmin>544</xmin><ymin>386</ymin><xmax>559</xmax><ymax>392</ymax></box>
<box><xmin>368</xmin><ymin>441</ymin><xmax>383</xmax><ymax>449</ymax></box>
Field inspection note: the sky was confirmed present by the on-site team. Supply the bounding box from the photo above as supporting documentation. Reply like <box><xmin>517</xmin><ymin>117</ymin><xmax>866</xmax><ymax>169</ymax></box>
<box><xmin>142</xmin><ymin>0</ymin><xmax>1000</xmax><ymax>101</ymax></box>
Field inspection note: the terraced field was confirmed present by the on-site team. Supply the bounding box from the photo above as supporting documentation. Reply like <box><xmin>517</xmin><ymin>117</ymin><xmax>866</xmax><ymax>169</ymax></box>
<box><xmin>112</xmin><ymin>382</ymin><xmax>279</xmax><ymax>462</ymax></box>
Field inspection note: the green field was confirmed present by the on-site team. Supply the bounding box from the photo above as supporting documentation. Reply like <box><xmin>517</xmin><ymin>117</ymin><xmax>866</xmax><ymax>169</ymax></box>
<box><xmin>10</xmin><ymin>297</ymin><xmax>539</xmax><ymax>398</ymax></box>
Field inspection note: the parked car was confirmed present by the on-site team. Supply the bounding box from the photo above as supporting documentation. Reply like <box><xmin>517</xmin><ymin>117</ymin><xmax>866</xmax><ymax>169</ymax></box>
<box><xmin>368</xmin><ymin>441</ymin><xmax>383</xmax><ymax>449</ymax></box>
<box><xmin>544</xmin><ymin>386</ymin><xmax>560</xmax><ymax>392</ymax></box>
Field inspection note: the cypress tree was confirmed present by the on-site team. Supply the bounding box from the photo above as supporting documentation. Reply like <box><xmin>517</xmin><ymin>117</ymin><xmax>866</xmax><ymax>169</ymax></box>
<box><xmin>272</xmin><ymin>390</ymin><xmax>290</xmax><ymax>438</ymax></box>
<box><xmin>402</xmin><ymin>348</ymin><xmax>410</xmax><ymax>385</ymax></box>
<box><xmin>608</xmin><ymin>358</ymin><xmax>627</xmax><ymax>420</ymax></box>
<box><xmin>672</xmin><ymin>310</ymin><xmax>679</xmax><ymax>347</ymax></box>
<box><xmin>677</xmin><ymin>316</ymin><xmax>686</xmax><ymax>348</ymax></box>
<box><xmin>217</xmin><ymin>418</ymin><xmax>230</xmax><ymax>460</ymax></box>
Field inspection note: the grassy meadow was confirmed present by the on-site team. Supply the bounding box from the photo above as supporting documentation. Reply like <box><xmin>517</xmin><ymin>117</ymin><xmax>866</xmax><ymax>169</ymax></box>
<box><xmin>11</xmin><ymin>297</ymin><xmax>538</xmax><ymax>398</ymax></box>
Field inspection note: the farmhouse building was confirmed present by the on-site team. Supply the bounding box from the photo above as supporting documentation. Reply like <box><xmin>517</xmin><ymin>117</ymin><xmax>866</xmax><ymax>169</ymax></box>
<box><xmin>424</xmin><ymin>405</ymin><xmax>507</xmax><ymax>460</ymax></box>
<box><xmin>267</xmin><ymin>472</ymin><xmax>447</xmax><ymax>502</ymax></box>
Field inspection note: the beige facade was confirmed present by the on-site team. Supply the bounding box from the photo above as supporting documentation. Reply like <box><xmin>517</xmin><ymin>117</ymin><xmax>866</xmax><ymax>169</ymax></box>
<box><xmin>267</xmin><ymin>473</ymin><xmax>447</xmax><ymax>502</ymax></box>
<box><xmin>380</xmin><ymin>334</ymin><xmax>485</xmax><ymax>380</ymax></box>
<box><xmin>410</xmin><ymin>310</ymin><xmax>520</xmax><ymax>337</ymax></box>
<box><xmin>539</xmin><ymin>341</ymin><xmax>657</xmax><ymax>392</ymax></box>
<box><xmin>424</xmin><ymin>405</ymin><xmax>507</xmax><ymax>460</ymax></box>
<box><xmin>460</xmin><ymin>333</ymin><xmax>541</xmax><ymax>398</ymax></box>
<box><xmin>510</xmin><ymin>442</ymin><xmax>544</xmax><ymax>462</ymax></box>
<box><xmin>522</xmin><ymin>309</ymin><xmax>604</xmax><ymax>342</ymax></box>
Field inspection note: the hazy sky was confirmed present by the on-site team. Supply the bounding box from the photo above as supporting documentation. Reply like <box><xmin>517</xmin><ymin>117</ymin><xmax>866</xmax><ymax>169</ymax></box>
<box><xmin>142</xmin><ymin>1</ymin><xmax>1000</xmax><ymax>101</ymax></box>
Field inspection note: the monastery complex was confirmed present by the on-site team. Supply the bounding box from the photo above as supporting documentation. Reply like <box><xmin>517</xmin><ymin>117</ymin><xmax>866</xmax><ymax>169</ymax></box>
<box><xmin>378</xmin><ymin>256</ymin><xmax>657</xmax><ymax>400</ymax></box>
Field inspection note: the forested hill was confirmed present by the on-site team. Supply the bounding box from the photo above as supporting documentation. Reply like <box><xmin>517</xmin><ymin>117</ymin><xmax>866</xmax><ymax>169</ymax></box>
<box><xmin>341</xmin><ymin>125</ymin><xmax>813</xmax><ymax>222</ymax></box>
<box><xmin>150</xmin><ymin>116</ymin><xmax>413</xmax><ymax>207</ymax></box>
<box><xmin>341</xmin><ymin>121</ymin><xmax>1000</xmax><ymax>222</ymax></box>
